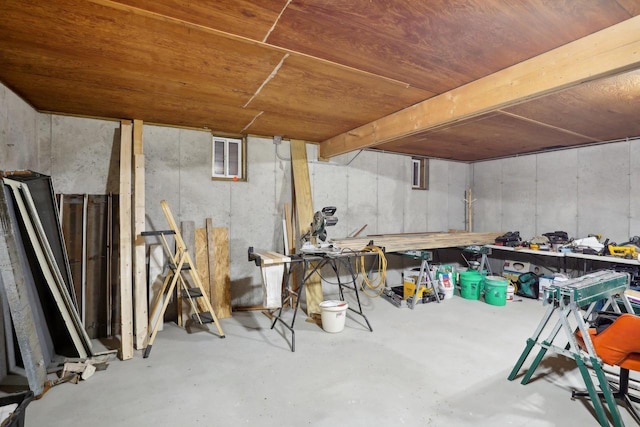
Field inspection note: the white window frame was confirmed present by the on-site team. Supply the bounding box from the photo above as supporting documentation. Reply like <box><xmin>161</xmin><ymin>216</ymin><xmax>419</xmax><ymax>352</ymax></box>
<box><xmin>411</xmin><ymin>157</ymin><xmax>428</xmax><ymax>190</ymax></box>
<box><xmin>211</xmin><ymin>136</ymin><xmax>245</xmax><ymax>181</ymax></box>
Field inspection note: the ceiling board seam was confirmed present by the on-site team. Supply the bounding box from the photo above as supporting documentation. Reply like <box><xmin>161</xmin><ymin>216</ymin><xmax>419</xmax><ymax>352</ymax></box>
<box><xmin>613</xmin><ymin>0</ymin><xmax>638</xmax><ymax>16</ymax></box>
<box><xmin>243</xmin><ymin>54</ymin><xmax>289</xmax><ymax>109</ymax></box>
<box><xmin>263</xmin><ymin>0</ymin><xmax>292</xmax><ymax>43</ymax></box>
<box><xmin>472</xmin><ymin>135</ymin><xmax>640</xmax><ymax>163</ymax></box>
<box><xmin>498</xmin><ymin>111</ymin><xmax>599</xmax><ymax>141</ymax></box>
<box><xmin>90</xmin><ymin>0</ymin><xmax>411</xmax><ymax>89</ymax></box>
<box><xmin>241</xmin><ymin>111</ymin><xmax>264</xmax><ymax>133</ymax></box>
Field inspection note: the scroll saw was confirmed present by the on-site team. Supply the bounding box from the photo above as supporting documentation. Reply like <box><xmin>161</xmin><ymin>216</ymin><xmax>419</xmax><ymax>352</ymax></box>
<box><xmin>300</xmin><ymin>206</ymin><xmax>339</xmax><ymax>253</ymax></box>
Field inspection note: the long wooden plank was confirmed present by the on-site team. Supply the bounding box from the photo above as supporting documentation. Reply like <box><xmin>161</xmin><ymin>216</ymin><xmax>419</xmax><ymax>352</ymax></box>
<box><xmin>283</xmin><ymin>202</ymin><xmax>293</xmax><ymax>254</ymax></box>
<box><xmin>194</xmin><ymin>227</ymin><xmax>210</xmax><ymax>299</ymax></box>
<box><xmin>148</xmin><ymin>244</ymin><xmax>164</xmax><ymax>332</ymax></box>
<box><xmin>133</xmin><ymin>119</ymin><xmax>147</xmax><ymax>350</ymax></box>
<box><xmin>332</xmin><ymin>231</ymin><xmax>503</xmax><ymax>253</ymax></box>
<box><xmin>211</xmin><ymin>227</ymin><xmax>232</xmax><ymax>319</ymax></box>
<box><xmin>290</xmin><ymin>140</ymin><xmax>322</xmax><ymax>316</ymax></box>
<box><xmin>179</xmin><ymin>220</ymin><xmax>196</xmax><ymax>326</ymax></box>
<box><xmin>118</xmin><ymin>120</ymin><xmax>134</xmax><ymax>360</ymax></box>
<box><xmin>253</xmin><ymin>251</ymin><xmax>291</xmax><ymax>265</ymax></box>
<box><xmin>319</xmin><ymin>15</ymin><xmax>640</xmax><ymax>159</ymax></box>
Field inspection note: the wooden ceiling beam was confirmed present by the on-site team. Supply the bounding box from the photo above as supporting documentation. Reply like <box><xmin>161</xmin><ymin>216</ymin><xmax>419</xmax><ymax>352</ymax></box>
<box><xmin>319</xmin><ymin>15</ymin><xmax>640</xmax><ymax>160</ymax></box>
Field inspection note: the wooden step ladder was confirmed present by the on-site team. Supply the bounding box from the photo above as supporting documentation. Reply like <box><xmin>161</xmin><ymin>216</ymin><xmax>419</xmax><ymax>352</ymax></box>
<box><xmin>142</xmin><ymin>200</ymin><xmax>225</xmax><ymax>358</ymax></box>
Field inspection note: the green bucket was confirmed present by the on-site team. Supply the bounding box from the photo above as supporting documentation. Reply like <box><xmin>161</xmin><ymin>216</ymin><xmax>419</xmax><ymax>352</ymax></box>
<box><xmin>459</xmin><ymin>270</ymin><xmax>483</xmax><ymax>300</ymax></box>
<box><xmin>484</xmin><ymin>275</ymin><xmax>509</xmax><ymax>306</ymax></box>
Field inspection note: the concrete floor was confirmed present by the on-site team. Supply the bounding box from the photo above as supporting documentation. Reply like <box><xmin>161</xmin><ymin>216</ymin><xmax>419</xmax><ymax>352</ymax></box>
<box><xmin>25</xmin><ymin>290</ymin><xmax>637</xmax><ymax>426</ymax></box>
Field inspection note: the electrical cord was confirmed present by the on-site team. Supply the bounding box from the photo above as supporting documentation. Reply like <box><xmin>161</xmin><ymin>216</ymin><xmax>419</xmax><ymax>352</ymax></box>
<box><xmin>303</xmin><ymin>246</ymin><xmax>387</xmax><ymax>296</ymax></box>
<box><xmin>357</xmin><ymin>245</ymin><xmax>387</xmax><ymax>297</ymax></box>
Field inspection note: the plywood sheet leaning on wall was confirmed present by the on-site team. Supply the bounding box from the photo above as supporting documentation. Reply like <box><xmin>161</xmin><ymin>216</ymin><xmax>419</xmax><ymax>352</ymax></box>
<box><xmin>290</xmin><ymin>140</ymin><xmax>322</xmax><ymax>317</ymax></box>
<box><xmin>209</xmin><ymin>224</ymin><xmax>232</xmax><ymax>319</ymax></box>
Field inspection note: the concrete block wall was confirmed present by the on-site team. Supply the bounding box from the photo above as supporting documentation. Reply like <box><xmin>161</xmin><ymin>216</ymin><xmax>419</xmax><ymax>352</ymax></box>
<box><xmin>0</xmin><ymin>84</ymin><xmax>39</xmax><ymax>171</ymax></box>
<box><xmin>472</xmin><ymin>139</ymin><xmax>640</xmax><ymax>243</ymax></box>
<box><xmin>0</xmin><ymin>82</ymin><xmax>469</xmax><ymax>307</ymax></box>
<box><xmin>140</xmin><ymin>135</ymin><xmax>471</xmax><ymax>306</ymax></box>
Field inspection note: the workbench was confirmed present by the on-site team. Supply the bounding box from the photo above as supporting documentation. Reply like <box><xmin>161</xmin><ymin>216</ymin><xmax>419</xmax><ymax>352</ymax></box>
<box><xmin>485</xmin><ymin>244</ymin><xmax>640</xmax><ymax>275</ymax></box>
<box><xmin>249</xmin><ymin>248</ymin><xmax>375</xmax><ymax>352</ymax></box>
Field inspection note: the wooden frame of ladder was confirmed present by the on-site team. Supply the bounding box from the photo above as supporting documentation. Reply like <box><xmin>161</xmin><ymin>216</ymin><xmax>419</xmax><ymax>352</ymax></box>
<box><xmin>142</xmin><ymin>200</ymin><xmax>225</xmax><ymax>358</ymax></box>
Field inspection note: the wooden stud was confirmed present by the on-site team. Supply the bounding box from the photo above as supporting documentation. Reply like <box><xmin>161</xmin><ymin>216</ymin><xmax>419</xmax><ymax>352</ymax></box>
<box><xmin>118</xmin><ymin>120</ymin><xmax>134</xmax><ymax>360</ymax></box>
<box><xmin>290</xmin><ymin>139</ymin><xmax>322</xmax><ymax>316</ymax></box>
<box><xmin>179</xmin><ymin>220</ymin><xmax>196</xmax><ymax>326</ymax></box>
<box><xmin>349</xmin><ymin>224</ymin><xmax>368</xmax><ymax>238</ymax></box>
<box><xmin>133</xmin><ymin>119</ymin><xmax>147</xmax><ymax>349</ymax></box>
<box><xmin>319</xmin><ymin>15</ymin><xmax>640</xmax><ymax>159</ymax></box>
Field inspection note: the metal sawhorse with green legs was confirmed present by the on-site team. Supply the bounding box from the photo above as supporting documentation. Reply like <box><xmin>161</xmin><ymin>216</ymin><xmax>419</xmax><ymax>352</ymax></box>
<box><xmin>507</xmin><ymin>270</ymin><xmax>634</xmax><ymax>427</ymax></box>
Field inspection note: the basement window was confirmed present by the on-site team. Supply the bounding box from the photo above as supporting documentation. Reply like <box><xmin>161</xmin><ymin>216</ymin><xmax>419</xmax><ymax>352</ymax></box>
<box><xmin>411</xmin><ymin>157</ymin><xmax>428</xmax><ymax>190</ymax></box>
<box><xmin>212</xmin><ymin>136</ymin><xmax>246</xmax><ymax>181</ymax></box>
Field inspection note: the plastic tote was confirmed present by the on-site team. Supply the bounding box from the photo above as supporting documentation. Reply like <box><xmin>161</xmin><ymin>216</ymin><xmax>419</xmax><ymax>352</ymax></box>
<box><xmin>319</xmin><ymin>300</ymin><xmax>349</xmax><ymax>333</ymax></box>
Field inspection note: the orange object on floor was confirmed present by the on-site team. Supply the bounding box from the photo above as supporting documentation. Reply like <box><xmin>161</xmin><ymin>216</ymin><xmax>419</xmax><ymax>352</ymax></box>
<box><xmin>575</xmin><ymin>313</ymin><xmax>640</xmax><ymax>424</ymax></box>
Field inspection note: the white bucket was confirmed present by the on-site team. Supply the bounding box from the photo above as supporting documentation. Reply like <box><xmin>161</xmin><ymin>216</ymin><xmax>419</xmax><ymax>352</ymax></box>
<box><xmin>319</xmin><ymin>300</ymin><xmax>349</xmax><ymax>333</ymax></box>
<box><xmin>438</xmin><ymin>279</ymin><xmax>454</xmax><ymax>300</ymax></box>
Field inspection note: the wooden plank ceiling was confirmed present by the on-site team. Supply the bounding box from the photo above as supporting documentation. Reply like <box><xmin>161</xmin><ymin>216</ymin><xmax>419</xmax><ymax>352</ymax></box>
<box><xmin>0</xmin><ymin>0</ymin><xmax>639</xmax><ymax>161</ymax></box>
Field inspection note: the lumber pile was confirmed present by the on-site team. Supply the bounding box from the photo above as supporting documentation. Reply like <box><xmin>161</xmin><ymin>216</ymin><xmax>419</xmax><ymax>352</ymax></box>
<box><xmin>332</xmin><ymin>231</ymin><xmax>503</xmax><ymax>253</ymax></box>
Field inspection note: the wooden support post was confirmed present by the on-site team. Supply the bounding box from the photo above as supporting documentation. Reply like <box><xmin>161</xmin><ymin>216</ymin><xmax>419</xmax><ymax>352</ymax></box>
<box><xmin>290</xmin><ymin>140</ymin><xmax>323</xmax><ymax>317</ymax></box>
<box><xmin>132</xmin><ymin>119</ymin><xmax>147</xmax><ymax>350</ymax></box>
<box><xmin>118</xmin><ymin>120</ymin><xmax>134</xmax><ymax>360</ymax></box>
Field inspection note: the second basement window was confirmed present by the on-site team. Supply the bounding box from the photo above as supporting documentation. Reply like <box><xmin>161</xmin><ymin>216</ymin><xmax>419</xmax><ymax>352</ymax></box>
<box><xmin>412</xmin><ymin>157</ymin><xmax>428</xmax><ymax>190</ymax></box>
<box><xmin>212</xmin><ymin>136</ymin><xmax>245</xmax><ymax>181</ymax></box>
